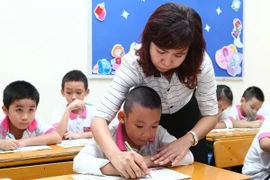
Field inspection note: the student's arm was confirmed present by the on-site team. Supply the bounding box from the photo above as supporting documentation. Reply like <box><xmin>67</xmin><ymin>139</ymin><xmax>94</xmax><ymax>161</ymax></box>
<box><xmin>259</xmin><ymin>137</ymin><xmax>270</xmax><ymax>152</ymax></box>
<box><xmin>18</xmin><ymin>131</ymin><xmax>61</xmax><ymax>147</ymax></box>
<box><xmin>214</xmin><ymin>121</ymin><xmax>227</xmax><ymax>129</ymax></box>
<box><xmin>232</xmin><ymin>120</ymin><xmax>263</xmax><ymax>128</ymax></box>
<box><xmin>64</xmin><ymin>131</ymin><xmax>93</xmax><ymax>139</ymax></box>
<box><xmin>257</xmin><ymin>118</ymin><xmax>270</xmax><ymax>152</ymax></box>
<box><xmin>92</xmin><ymin>118</ymin><xmax>148</xmax><ymax>178</ymax></box>
<box><xmin>214</xmin><ymin>119</ymin><xmax>234</xmax><ymax>129</ymax></box>
<box><xmin>73</xmin><ymin>143</ymin><xmax>118</xmax><ymax>176</ymax></box>
<box><xmin>0</xmin><ymin>139</ymin><xmax>19</xmax><ymax>150</ymax></box>
<box><xmin>56</xmin><ymin>99</ymin><xmax>85</xmax><ymax>139</ymax></box>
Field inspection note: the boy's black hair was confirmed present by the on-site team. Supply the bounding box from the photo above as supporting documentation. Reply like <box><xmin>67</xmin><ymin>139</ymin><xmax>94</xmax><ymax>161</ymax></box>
<box><xmin>61</xmin><ymin>70</ymin><xmax>88</xmax><ymax>90</ymax></box>
<box><xmin>123</xmin><ymin>86</ymin><xmax>162</xmax><ymax>117</ymax></box>
<box><xmin>3</xmin><ymin>80</ymin><xmax>40</xmax><ymax>109</ymax></box>
<box><xmin>217</xmin><ymin>84</ymin><xmax>233</xmax><ymax>105</ymax></box>
<box><xmin>242</xmin><ymin>86</ymin><xmax>264</xmax><ymax>102</ymax></box>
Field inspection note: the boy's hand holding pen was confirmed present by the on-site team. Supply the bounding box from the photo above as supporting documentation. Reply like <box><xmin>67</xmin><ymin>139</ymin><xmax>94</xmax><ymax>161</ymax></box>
<box><xmin>125</xmin><ymin>141</ymin><xmax>152</xmax><ymax>178</ymax></box>
<box><xmin>0</xmin><ymin>125</ymin><xmax>19</xmax><ymax>150</ymax></box>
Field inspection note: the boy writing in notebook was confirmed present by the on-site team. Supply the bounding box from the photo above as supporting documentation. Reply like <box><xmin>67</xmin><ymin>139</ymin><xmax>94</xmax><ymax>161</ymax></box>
<box><xmin>52</xmin><ymin>70</ymin><xmax>96</xmax><ymax>139</ymax></box>
<box><xmin>227</xmin><ymin>86</ymin><xmax>264</xmax><ymax>128</ymax></box>
<box><xmin>0</xmin><ymin>81</ymin><xmax>61</xmax><ymax>150</ymax></box>
<box><xmin>73</xmin><ymin>86</ymin><xmax>194</xmax><ymax>177</ymax></box>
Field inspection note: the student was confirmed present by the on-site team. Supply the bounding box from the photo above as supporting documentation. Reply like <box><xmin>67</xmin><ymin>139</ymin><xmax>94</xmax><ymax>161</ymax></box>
<box><xmin>91</xmin><ymin>2</ymin><xmax>218</xmax><ymax>178</ymax></box>
<box><xmin>227</xmin><ymin>86</ymin><xmax>264</xmax><ymax>128</ymax></box>
<box><xmin>242</xmin><ymin>117</ymin><xmax>270</xmax><ymax>180</ymax></box>
<box><xmin>52</xmin><ymin>70</ymin><xmax>96</xmax><ymax>140</ymax></box>
<box><xmin>214</xmin><ymin>85</ymin><xmax>234</xmax><ymax>129</ymax></box>
<box><xmin>73</xmin><ymin>86</ymin><xmax>194</xmax><ymax>176</ymax></box>
<box><xmin>0</xmin><ymin>81</ymin><xmax>61</xmax><ymax>150</ymax></box>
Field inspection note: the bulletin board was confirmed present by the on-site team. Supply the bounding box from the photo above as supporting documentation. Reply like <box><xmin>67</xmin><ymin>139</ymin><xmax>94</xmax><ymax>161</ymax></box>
<box><xmin>90</xmin><ymin>0</ymin><xmax>244</xmax><ymax>79</ymax></box>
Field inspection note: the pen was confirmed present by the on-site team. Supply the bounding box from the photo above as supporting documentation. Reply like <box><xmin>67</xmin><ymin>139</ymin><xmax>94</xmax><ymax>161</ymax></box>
<box><xmin>85</xmin><ymin>102</ymin><xmax>92</xmax><ymax>106</ymax></box>
<box><xmin>247</xmin><ymin>109</ymin><xmax>256</xmax><ymax>121</ymax></box>
<box><xmin>124</xmin><ymin>141</ymin><xmax>152</xmax><ymax>178</ymax></box>
<box><xmin>0</xmin><ymin>125</ymin><xmax>14</xmax><ymax>139</ymax></box>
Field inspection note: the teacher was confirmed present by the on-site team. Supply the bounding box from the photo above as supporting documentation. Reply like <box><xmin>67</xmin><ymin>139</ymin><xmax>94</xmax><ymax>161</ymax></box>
<box><xmin>91</xmin><ymin>2</ymin><xmax>218</xmax><ymax>179</ymax></box>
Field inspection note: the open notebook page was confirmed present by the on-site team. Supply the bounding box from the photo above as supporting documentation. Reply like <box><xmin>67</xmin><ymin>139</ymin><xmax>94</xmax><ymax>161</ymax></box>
<box><xmin>71</xmin><ymin>167</ymin><xmax>190</xmax><ymax>180</ymax></box>
<box><xmin>0</xmin><ymin>145</ymin><xmax>51</xmax><ymax>154</ymax></box>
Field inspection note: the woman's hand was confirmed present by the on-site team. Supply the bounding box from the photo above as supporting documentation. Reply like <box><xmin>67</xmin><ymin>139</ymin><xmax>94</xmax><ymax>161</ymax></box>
<box><xmin>151</xmin><ymin>133</ymin><xmax>193</xmax><ymax>166</ymax></box>
<box><xmin>109</xmin><ymin>151</ymin><xmax>149</xmax><ymax>179</ymax></box>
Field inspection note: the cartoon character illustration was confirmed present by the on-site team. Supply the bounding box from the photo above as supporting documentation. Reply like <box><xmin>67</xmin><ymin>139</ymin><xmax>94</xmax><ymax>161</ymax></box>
<box><xmin>110</xmin><ymin>44</ymin><xmax>125</xmax><ymax>72</ymax></box>
<box><xmin>231</xmin><ymin>18</ymin><xmax>242</xmax><ymax>39</ymax></box>
<box><xmin>231</xmin><ymin>18</ymin><xmax>243</xmax><ymax>48</ymax></box>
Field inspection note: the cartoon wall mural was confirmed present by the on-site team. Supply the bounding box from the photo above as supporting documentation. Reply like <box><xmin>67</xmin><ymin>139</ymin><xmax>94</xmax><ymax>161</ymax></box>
<box><xmin>91</xmin><ymin>0</ymin><xmax>243</xmax><ymax>78</ymax></box>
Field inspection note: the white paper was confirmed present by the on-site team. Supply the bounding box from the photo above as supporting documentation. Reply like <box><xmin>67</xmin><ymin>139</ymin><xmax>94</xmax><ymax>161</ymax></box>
<box><xmin>210</xmin><ymin>127</ymin><xmax>259</xmax><ymax>133</ymax></box>
<box><xmin>71</xmin><ymin>167</ymin><xmax>190</xmax><ymax>180</ymax></box>
<box><xmin>57</xmin><ymin>139</ymin><xmax>93</xmax><ymax>148</ymax></box>
<box><xmin>0</xmin><ymin>145</ymin><xmax>52</xmax><ymax>154</ymax></box>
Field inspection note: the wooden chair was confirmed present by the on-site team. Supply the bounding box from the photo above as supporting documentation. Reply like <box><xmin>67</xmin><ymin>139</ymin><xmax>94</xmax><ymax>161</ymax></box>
<box><xmin>213</xmin><ymin>137</ymin><xmax>254</xmax><ymax>168</ymax></box>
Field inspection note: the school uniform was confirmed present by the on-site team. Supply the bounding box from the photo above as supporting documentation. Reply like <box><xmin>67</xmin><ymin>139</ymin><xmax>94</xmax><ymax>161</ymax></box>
<box><xmin>217</xmin><ymin>111</ymin><xmax>233</xmax><ymax>129</ymax></box>
<box><xmin>73</xmin><ymin>123</ymin><xmax>194</xmax><ymax>175</ymax></box>
<box><xmin>52</xmin><ymin>104</ymin><xmax>96</xmax><ymax>133</ymax></box>
<box><xmin>95</xmin><ymin>49</ymin><xmax>218</xmax><ymax>163</ymax></box>
<box><xmin>0</xmin><ymin>116</ymin><xmax>55</xmax><ymax>139</ymax></box>
<box><xmin>242</xmin><ymin>117</ymin><xmax>270</xmax><ymax>180</ymax></box>
<box><xmin>258</xmin><ymin>100</ymin><xmax>270</xmax><ymax>117</ymax></box>
<box><xmin>228</xmin><ymin>105</ymin><xmax>264</xmax><ymax>121</ymax></box>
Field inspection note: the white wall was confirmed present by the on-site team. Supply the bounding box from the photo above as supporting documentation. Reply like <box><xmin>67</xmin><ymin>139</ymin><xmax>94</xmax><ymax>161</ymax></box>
<box><xmin>0</xmin><ymin>0</ymin><xmax>269</xmax><ymax>123</ymax></box>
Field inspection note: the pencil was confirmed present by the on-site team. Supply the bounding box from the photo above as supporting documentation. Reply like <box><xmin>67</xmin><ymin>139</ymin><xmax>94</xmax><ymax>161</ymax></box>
<box><xmin>247</xmin><ymin>109</ymin><xmax>256</xmax><ymax>121</ymax></box>
<box><xmin>124</xmin><ymin>141</ymin><xmax>134</xmax><ymax>151</ymax></box>
<box><xmin>124</xmin><ymin>141</ymin><xmax>152</xmax><ymax>178</ymax></box>
<box><xmin>0</xmin><ymin>125</ymin><xmax>13</xmax><ymax>139</ymax></box>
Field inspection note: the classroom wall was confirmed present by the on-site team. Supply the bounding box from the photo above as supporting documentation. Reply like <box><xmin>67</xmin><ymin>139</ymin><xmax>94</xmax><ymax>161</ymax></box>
<box><xmin>0</xmin><ymin>0</ymin><xmax>269</xmax><ymax>123</ymax></box>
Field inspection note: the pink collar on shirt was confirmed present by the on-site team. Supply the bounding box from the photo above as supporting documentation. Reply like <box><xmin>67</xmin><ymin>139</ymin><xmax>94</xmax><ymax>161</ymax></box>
<box><xmin>69</xmin><ymin>107</ymin><xmax>87</xmax><ymax>120</ymax></box>
<box><xmin>0</xmin><ymin>116</ymin><xmax>38</xmax><ymax>137</ymax></box>
<box><xmin>236</xmin><ymin>105</ymin><xmax>245</xmax><ymax>119</ymax></box>
<box><xmin>115</xmin><ymin>123</ymin><xmax>155</xmax><ymax>151</ymax></box>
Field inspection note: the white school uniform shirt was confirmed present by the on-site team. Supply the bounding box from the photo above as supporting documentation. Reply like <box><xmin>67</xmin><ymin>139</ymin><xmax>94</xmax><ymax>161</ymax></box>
<box><xmin>95</xmin><ymin>48</ymin><xmax>218</xmax><ymax>122</ymax></box>
<box><xmin>227</xmin><ymin>105</ymin><xmax>264</xmax><ymax>121</ymax></box>
<box><xmin>258</xmin><ymin>100</ymin><xmax>270</xmax><ymax>117</ymax></box>
<box><xmin>52</xmin><ymin>104</ymin><xmax>96</xmax><ymax>133</ymax></box>
<box><xmin>0</xmin><ymin>116</ymin><xmax>55</xmax><ymax>139</ymax></box>
<box><xmin>73</xmin><ymin>123</ymin><xmax>194</xmax><ymax>176</ymax></box>
<box><xmin>242</xmin><ymin>116</ymin><xmax>270</xmax><ymax>180</ymax></box>
<box><xmin>218</xmin><ymin>111</ymin><xmax>233</xmax><ymax>129</ymax></box>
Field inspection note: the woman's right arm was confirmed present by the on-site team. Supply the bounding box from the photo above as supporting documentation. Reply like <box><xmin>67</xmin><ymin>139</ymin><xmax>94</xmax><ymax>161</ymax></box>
<box><xmin>91</xmin><ymin>51</ymin><xmax>149</xmax><ymax>178</ymax></box>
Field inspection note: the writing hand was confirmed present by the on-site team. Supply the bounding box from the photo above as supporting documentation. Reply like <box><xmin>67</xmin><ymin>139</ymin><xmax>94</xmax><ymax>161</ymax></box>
<box><xmin>109</xmin><ymin>151</ymin><xmax>149</xmax><ymax>179</ymax></box>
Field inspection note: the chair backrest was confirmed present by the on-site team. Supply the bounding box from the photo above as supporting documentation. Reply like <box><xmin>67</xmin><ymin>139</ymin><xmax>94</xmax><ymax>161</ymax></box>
<box><xmin>213</xmin><ymin>137</ymin><xmax>254</xmax><ymax>168</ymax></box>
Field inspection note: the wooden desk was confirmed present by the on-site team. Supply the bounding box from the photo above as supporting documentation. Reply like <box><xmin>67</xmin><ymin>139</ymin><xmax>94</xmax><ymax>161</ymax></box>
<box><xmin>207</xmin><ymin>129</ymin><xmax>258</xmax><ymax>142</ymax></box>
<box><xmin>0</xmin><ymin>145</ymin><xmax>82</xmax><ymax>168</ymax></box>
<box><xmin>32</xmin><ymin>162</ymin><xmax>250</xmax><ymax>180</ymax></box>
<box><xmin>0</xmin><ymin>145</ymin><xmax>82</xmax><ymax>180</ymax></box>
